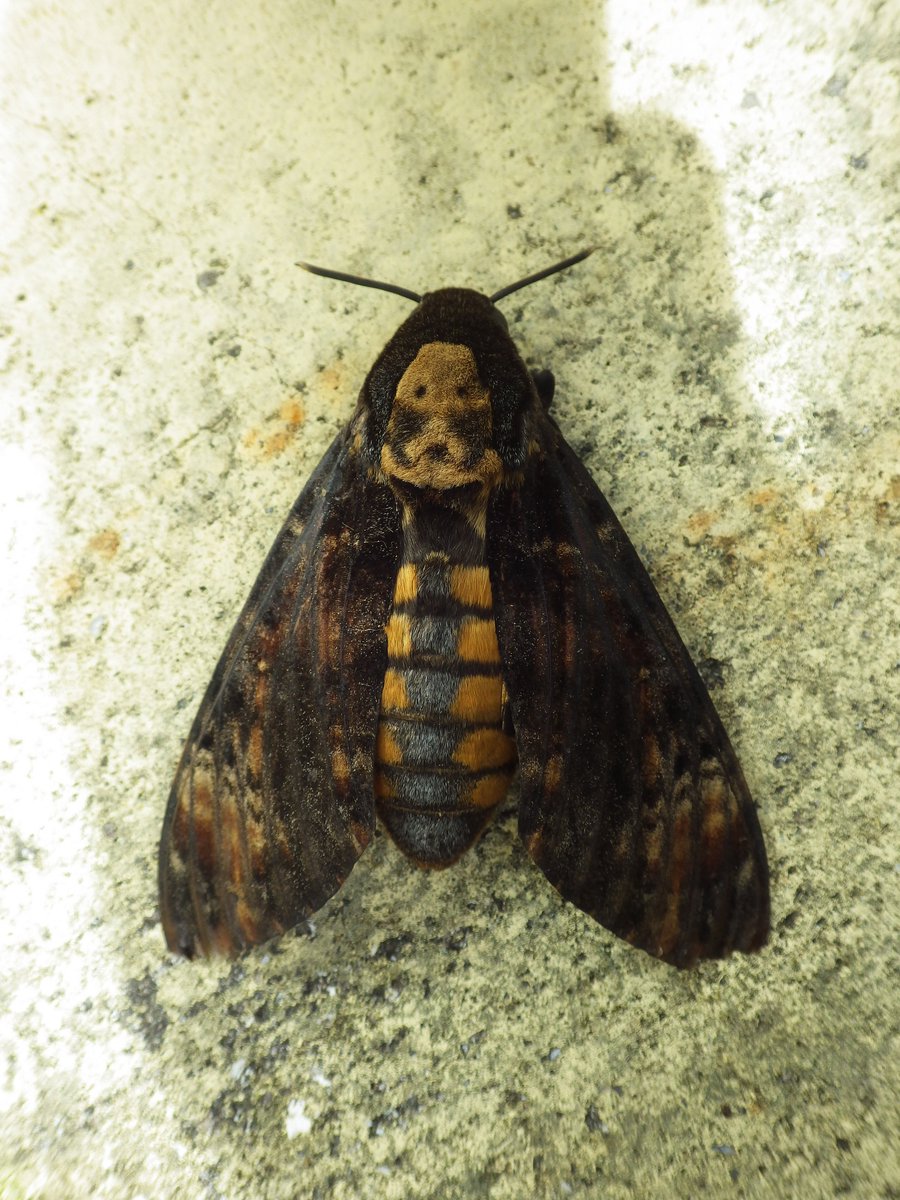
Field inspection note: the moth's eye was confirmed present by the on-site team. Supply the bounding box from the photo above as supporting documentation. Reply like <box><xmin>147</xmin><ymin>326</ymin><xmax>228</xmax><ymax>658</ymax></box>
<box><xmin>415</xmin><ymin>384</ymin><xmax>427</xmax><ymax>398</ymax></box>
<box><xmin>456</xmin><ymin>385</ymin><xmax>469</xmax><ymax>399</ymax></box>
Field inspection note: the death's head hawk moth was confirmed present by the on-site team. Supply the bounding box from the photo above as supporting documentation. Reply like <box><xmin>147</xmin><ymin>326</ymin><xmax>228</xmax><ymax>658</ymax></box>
<box><xmin>158</xmin><ymin>250</ymin><xmax>769</xmax><ymax>967</ymax></box>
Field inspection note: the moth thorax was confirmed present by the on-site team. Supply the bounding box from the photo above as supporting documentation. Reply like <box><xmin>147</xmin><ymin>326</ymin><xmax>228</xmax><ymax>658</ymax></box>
<box><xmin>380</xmin><ymin>342</ymin><xmax>504</xmax><ymax>491</ymax></box>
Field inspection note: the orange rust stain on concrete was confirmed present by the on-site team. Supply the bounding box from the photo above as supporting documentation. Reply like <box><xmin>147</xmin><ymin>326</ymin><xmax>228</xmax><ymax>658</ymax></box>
<box><xmin>88</xmin><ymin>528</ymin><xmax>121</xmax><ymax>559</ymax></box>
<box><xmin>279</xmin><ymin>398</ymin><xmax>305</xmax><ymax>427</ymax></box>
<box><xmin>242</xmin><ymin>394</ymin><xmax>306</xmax><ymax>460</ymax></box>
<box><xmin>316</xmin><ymin>363</ymin><xmax>348</xmax><ymax>404</ymax></box>
<box><xmin>875</xmin><ymin>475</ymin><xmax>900</xmax><ymax>524</ymax></box>
<box><xmin>749</xmin><ymin>487</ymin><xmax>780</xmax><ymax>509</ymax></box>
<box><xmin>684</xmin><ymin>509</ymin><xmax>718</xmax><ymax>543</ymax></box>
<box><xmin>50</xmin><ymin>570</ymin><xmax>85</xmax><ymax>605</ymax></box>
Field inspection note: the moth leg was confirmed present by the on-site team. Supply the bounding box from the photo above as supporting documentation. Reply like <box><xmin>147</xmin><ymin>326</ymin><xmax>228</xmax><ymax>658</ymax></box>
<box><xmin>530</xmin><ymin>369</ymin><xmax>555</xmax><ymax>410</ymax></box>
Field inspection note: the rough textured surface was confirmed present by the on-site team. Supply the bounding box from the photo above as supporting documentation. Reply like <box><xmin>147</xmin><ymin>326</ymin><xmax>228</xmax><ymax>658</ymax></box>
<box><xmin>1</xmin><ymin>1</ymin><xmax>897</xmax><ymax>1197</ymax></box>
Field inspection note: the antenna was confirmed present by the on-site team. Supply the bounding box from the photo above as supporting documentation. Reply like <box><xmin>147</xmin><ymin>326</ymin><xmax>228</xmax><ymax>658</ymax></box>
<box><xmin>296</xmin><ymin>261</ymin><xmax>422</xmax><ymax>303</ymax></box>
<box><xmin>298</xmin><ymin>245</ymin><xmax>595</xmax><ymax>305</ymax></box>
<box><xmin>489</xmin><ymin>247</ymin><xmax>595</xmax><ymax>303</ymax></box>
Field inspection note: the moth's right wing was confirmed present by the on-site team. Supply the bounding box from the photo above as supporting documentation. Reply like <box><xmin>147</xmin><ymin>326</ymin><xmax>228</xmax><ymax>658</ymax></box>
<box><xmin>488</xmin><ymin>412</ymin><xmax>769</xmax><ymax>967</ymax></box>
<box><xmin>158</xmin><ymin>421</ymin><xmax>402</xmax><ymax>957</ymax></box>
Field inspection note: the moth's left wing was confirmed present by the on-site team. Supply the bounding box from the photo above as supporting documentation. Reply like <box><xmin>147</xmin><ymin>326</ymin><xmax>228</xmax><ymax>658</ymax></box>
<box><xmin>159</xmin><ymin>421</ymin><xmax>401</xmax><ymax>957</ymax></box>
<box><xmin>488</xmin><ymin>413</ymin><xmax>769</xmax><ymax>967</ymax></box>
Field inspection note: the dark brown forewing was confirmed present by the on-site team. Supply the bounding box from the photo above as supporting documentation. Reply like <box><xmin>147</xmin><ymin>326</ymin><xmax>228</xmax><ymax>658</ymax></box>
<box><xmin>487</xmin><ymin>413</ymin><xmax>769</xmax><ymax>967</ymax></box>
<box><xmin>158</xmin><ymin>420</ymin><xmax>402</xmax><ymax>957</ymax></box>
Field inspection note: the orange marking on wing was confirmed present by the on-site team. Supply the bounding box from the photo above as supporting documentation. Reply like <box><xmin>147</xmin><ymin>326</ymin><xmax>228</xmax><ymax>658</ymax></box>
<box><xmin>350</xmin><ymin>819</ymin><xmax>372</xmax><ymax>854</ymax></box>
<box><xmin>375</xmin><ymin>723</ymin><xmax>403</xmax><ymax>765</ymax></box>
<box><xmin>736</xmin><ymin>855</ymin><xmax>756</xmax><ymax>895</ymax></box>
<box><xmin>385</xmin><ymin>613</ymin><xmax>412</xmax><ymax>658</ymax></box>
<box><xmin>457</xmin><ymin>617</ymin><xmax>501</xmax><ymax>663</ymax></box>
<box><xmin>642</xmin><ymin>736</ymin><xmax>663</xmax><ymax>787</ymax></box>
<box><xmin>380</xmin><ymin>669</ymin><xmax>409</xmax><ymax>712</ymax></box>
<box><xmin>246</xmin><ymin>818</ymin><xmax>267</xmax><ymax>878</ymax></box>
<box><xmin>374</xmin><ymin>770</ymin><xmax>395</xmax><ymax>800</ymax></box>
<box><xmin>702</xmin><ymin>807</ymin><xmax>728</xmax><ymax>868</ymax></box>
<box><xmin>523</xmin><ymin>829</ymin><xmax>543</xmax><ymax>857</ymax></box>
<box><xmin>191</xmin><ymin>778</ymin><xmax>216</xmax><ymax>874</ymax></box>
<box><xmin>450</xmin><ymin>674</ymin><xmax>504</xmax><ymax>722</ymax></box>
<box><xmin>518</xmin><ymin>755</ymin><xmax>541</xmax><ymax>786</ymax></box>
<box><xmin>453</xmin><ymin>726</ymin><xmax>517</xmax><ymax>770</ymax></box>
<box><xmin>644</xmin><ymin>823</ymin><xmax>664</xmax><ymax>873</ymax></box>
<box><xmin>668</xmin><ymin>798</ymin><xmax>694</xmax><ymax>891</ymax></box>
<box><xmin>172</xmin><ymin>787</ymin><xmax>191</xmax><ymax>853</ymax></box>
<box><xmin>331</xmin><ymin>747</ymin><xmax>350</xmax><ymax>787</ymax></box>
<box><xmin>468</xmin><ymin>769</ymin><xmax>515</xmax><ymax>809</ymax></box>
<box><xmin>655</xmin><ymin>894</ymin><xmax>681</xmax><ymax>958</ymax></box>
<box><xmin>700</xmin><ymin>773</ymin><xmax>729</xmax><ymax>866</ymax></box>
<box><xmin>210</xmin><ymin>922</ymin><xmax>237</xmax><ymax>955</ymax></box>
<box><xmin>235</xmin><ymin>897</ymin><xmax>264</xmax><ymax>943</ymax></box>
<box><xmin>614</xmin><ymin>826</ymin><xmax>632</xmax><ymax>861</ymax></box>
<box><xmin>220</xmin><ymin>792</ymin><xmax>245</xmax><ymax>886</ymax></box>
<box><xmin>267</xmin><ymin>818</ymin><xmax>294</xmax><ymax>887</ymax></box>
<box><xmin>543</xmin><ymin>754</ymin><xmax>563</xmax><ymax>793</ymax></box>
<box><xmin>394</xmin><ymin>564</ymin><xmax>418</xmax><ymax>604</ymax></box>
<box><xmin>247</xmin><ymin>725</ymin><xmax>263</xmax><ymax>779</ymax></box>
<box><xmin>449</xmin><ymin>565</ymin><xmax>493</xmax><ymax>610</ymax></box>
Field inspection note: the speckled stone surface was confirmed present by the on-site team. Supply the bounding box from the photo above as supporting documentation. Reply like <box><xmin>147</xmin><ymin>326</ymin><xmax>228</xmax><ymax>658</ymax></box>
<box><xmin>1</xmin><ymin>2</ymin><xmax>897</xmax><ymax>1197</ymax></box>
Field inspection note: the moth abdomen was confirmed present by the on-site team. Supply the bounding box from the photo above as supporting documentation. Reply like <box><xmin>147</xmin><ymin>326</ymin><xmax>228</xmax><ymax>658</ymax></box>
<box><xmin>375</xmin><ymin>542</ymin><xmax>516</xmax><ymax>866</ymax></box>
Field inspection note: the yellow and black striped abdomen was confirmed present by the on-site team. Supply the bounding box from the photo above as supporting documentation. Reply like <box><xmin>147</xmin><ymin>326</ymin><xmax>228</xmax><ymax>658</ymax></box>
<box><xmin>375</xmin><ymin>558</ymin><xmax>517</xmax><ymax>866</ymax></box>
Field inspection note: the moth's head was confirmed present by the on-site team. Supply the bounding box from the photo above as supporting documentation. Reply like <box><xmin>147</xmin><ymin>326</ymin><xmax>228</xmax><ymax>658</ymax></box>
<box><xmin>299</xmin><ymin>250</ymin><xmax>593</xmax><ymax>489</ymax></box>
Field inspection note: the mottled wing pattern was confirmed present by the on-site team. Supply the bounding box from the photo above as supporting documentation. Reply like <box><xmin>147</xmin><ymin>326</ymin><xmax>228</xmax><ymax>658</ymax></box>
<box><xmin>159</xmin><ymin>421</ymin><xmax>402</xmax><ymax>956</ymax></box>
<box><xmin>488</xmin><ymin>414</ymin><xmax>769</xmax><ymax>966</ymax></box>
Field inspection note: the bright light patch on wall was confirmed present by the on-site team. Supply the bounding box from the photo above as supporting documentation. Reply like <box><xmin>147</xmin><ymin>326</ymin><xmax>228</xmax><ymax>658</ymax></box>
<box><xmin>285</xmin><ymin>1098</ymin><xmax>313</xmax><ymax>1138</ymax></box>
<box><xmin>0</xmin><ymin>444</ymin><xmax>137</xmax><ymax>1116</ymax></box>
<box><xmin>605</xmin><ymin>2</ymin><xmax>735</xmax><ymax>169</ymax></box>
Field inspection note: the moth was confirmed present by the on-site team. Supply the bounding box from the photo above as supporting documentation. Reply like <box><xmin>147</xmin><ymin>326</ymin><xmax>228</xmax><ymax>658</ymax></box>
<box><xmin>158</xmin><ymin>249</ymin><xmax>769</xmax><ymax>967</ymax></box>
